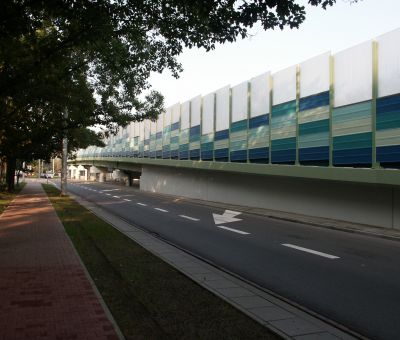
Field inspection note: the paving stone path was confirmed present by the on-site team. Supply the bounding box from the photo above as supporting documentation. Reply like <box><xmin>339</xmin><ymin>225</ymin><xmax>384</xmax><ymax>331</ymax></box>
<box><xmin>0</xmin><ymin>182</ymin><xmax>119</xmax><ymax>340</ymax></box>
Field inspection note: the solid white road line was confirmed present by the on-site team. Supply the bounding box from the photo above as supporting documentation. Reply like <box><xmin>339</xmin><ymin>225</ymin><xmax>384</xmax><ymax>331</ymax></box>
<box><xmin>155</xmin><ymin>208</ymin><xmax>168</xmax><ymax>212</ymax></box>
<box><xmin>179</xmin><ymin>215</ymin><xmax>200</xmax><ymax>221</ymax></box>
<box><xmin>217</xmin><ymin>225</ymin><xmax>250</xmax><ymax>235</ymax></box>
<box><xmin>137</xmin><ymin>203</ymin><xmax>147</xmax><ymax>206</ymax></box>
<box><xmin>123</xmin><ymin>199</ymin><xmax>131</xmax><ymax>202</ymax></box>
<box><xmin>282</xmin><ymin>243</ymin><xmax>340</xmax><ymax>260</ymax></box>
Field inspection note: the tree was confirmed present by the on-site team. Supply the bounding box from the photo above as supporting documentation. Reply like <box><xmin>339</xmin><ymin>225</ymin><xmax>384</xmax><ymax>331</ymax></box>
<box><xmin>0</xmin><ymin>0</ymin><xmax>346</xmax><ymax>190</ymax></box>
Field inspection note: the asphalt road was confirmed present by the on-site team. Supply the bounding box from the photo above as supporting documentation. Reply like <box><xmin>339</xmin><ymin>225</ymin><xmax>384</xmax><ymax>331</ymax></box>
<box><xmin>64</xmin><ymin>180</ymin><xmax>400</xmax><ymax>340</ymax></box>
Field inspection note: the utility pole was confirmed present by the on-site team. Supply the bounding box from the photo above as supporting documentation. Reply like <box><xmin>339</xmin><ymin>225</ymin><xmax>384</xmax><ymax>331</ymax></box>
<box><xmin>61</xmin><ymin>110</ymin><xmax>68</xmax><ymax>195</ymax></box>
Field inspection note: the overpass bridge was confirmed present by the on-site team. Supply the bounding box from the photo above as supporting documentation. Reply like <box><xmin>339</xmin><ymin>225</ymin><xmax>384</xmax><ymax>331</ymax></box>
<box><xmin>70</xmin><ymin>28</ymin><xmax>400</xmax><ymax>230</ymax></box>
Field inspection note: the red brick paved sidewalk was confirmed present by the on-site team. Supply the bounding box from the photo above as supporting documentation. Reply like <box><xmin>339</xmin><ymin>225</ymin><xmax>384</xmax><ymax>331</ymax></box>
<box><xmin>0</xmin><ymin>182</ymin><xmax>120</xmax><ymax>340</ymax></box>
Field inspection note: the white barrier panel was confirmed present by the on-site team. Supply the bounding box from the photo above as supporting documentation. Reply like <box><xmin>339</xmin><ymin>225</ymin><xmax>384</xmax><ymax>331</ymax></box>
<box><xmin>300</xmin><ymin>52</ymin><xmax>330</xmax><ymax>98</ymax></box>
<box><xmin>181</xmin><ymin>101</ymin><xmax>190</xmax><ymax>130</ymax></box>
<box><xmin>150</xmin><ymin>119</ymin><xmax>156</xmax><ymax>134</ymax></box>
<box><xmin>232</xmin><ymin>81</ymin><xmax>248</xmax><ymax>123</ymax></box>
<box><xmin>164</xmin><ymin>107</ymin><xmax>171</xmax><ymax>127</ymax></box>
<box><xmin>202</xmin><ymin>92</ymin><xmax>215</xmax><ymax>135</ymax></box>
<box><xmin>334</xmin><ymin>41</ymin><xmax>373</xmax><ymax>107</ymax></box>
<box><xmin>139</xmin><ymin>121</ymin><xmax>144</xmax><ymax>141</ymax></box>
<box><xmin>144</xmin><ymin>120</ymin><xmax>150</xmax><ymax>139</ymax></box>
<box><xmin>156</xmin><ymin>113</ymin><xmax>163</xmax><ymax>132</ymax></box>
<box><xmin>273</xmin><ymin>66</ymin><xmax>297</xmax><ymax>105</ymax></box>
<box><xmin>250</xmin><ymin>72</ymin><xmax>271</xmax><ymax>117</ymax></box>
<box><xmin>191</xmin><ymin>95</ymin><xmax>201</xmax><ymax>127</ymax></box>
<box><xmin>134</xmin><ymin>122</ymin><xmax>139</xmax><ymax>137</ymax></box>
<box><xmin>377</xmin><ymin>28</ymin><xmax>400</xmax><ymax>98</ymax></box>
<box><xmin>172</xmin><ymin>103</ymin><xmax>180</xmax><ymax>123</ymax></box>
<box><xmin>216</xmin><ymin>85</ymin><xmax>230</xmax><ymax>131</ymax></box>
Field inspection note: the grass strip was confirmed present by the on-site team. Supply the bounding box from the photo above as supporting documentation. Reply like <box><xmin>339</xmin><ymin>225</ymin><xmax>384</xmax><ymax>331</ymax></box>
<box><xmin>0</xmin><ymin>182</ymin><xmax>26</xmax><ymax>214</ymax></box>
<box><xmin>43</xmin><ymin>184</ymin><xmax>279</xmax><ymax>340</ymax></box>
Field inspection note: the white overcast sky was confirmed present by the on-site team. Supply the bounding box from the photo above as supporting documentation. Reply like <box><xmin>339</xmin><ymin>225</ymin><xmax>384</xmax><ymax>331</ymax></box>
<box><xmin>148</xmin><ymin>0</ymin><xmax>400</xmax><ymax>107</ymax></box>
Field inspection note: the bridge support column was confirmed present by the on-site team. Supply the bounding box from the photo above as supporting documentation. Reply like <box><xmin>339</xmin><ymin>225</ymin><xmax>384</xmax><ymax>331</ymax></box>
<box><xmin>83</xmin><ymin>165</ymin><xmax>91</xmax><ymax>181</ymax></box>
<box><xmin>99</xmin><ymin>172</ymin><xmax>107</xmax><ymax>182</ymax></box>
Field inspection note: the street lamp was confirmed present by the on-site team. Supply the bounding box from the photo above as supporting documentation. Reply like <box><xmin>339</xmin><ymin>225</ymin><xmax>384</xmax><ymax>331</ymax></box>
<box><xmin>61</xmin><ymin>110</ymin><xmax>68</xmax><ymax>195</ymax></box>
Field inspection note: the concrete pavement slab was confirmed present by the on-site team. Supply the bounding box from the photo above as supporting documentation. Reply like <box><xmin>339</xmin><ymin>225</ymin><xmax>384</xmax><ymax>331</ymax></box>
<box><xmin>271</xmin><ymin>318</ymin><xmax>325</xmax><ymax>336</ymax></box>
<box><xmin>231</xmin><ymin>296</ymin><xmax>274</xmax><ymax>309</ymax></box>
<box><xmin>250</xmin><ymin>306</ymin><xmax>295</xmax><ymax>322</ymax></box>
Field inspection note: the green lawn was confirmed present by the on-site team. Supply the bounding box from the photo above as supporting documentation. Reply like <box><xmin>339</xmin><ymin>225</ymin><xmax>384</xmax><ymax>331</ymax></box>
<box><xmin>0</xmin><ymin>182</ymin><xmax>26</xmax><ymax>214</ymax></box>
<box><xmin>43</xmin><ymin>184</ymin><xmax>279</xmax><ymax>340</ymax></box>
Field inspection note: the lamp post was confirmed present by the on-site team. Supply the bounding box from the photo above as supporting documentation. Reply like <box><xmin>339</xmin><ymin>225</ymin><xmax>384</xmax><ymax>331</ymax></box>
<box><xmin>61</xmin><ymin>110</ymin><xmax>68</xmax><ymax>195</ymax></box>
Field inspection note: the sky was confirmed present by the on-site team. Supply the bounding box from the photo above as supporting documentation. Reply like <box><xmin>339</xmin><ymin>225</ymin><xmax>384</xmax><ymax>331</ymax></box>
<box><xmin>148</xmin><ymin>0</ymin><xmax>400</xmax><ymax>107</ymax></box>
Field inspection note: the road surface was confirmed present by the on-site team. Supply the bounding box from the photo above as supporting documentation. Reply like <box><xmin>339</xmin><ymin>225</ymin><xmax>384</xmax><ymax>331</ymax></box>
<box><xmin>64</xmin><ymin>180</ymin><xmax>400</xmax><ymax>340</ymax></box>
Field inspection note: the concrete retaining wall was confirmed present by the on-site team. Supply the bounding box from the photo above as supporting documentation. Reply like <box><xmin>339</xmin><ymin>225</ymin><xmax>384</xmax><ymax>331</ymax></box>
<box><xmin>140</xmin><ymin>165</ymin><xmax>400</xmax><ymax>230</ymax></box>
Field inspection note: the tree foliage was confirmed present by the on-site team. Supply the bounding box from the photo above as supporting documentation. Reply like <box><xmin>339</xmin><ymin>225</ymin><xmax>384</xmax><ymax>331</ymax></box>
<box><xmin>0</xmin><ymin>0</ymin><xmax>345</xmax><ymax>189</ymax></box>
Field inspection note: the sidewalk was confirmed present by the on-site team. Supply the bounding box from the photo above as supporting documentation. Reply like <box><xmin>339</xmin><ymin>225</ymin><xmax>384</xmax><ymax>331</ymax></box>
<box><xmin>0</xmin><ymin>182</ymin><xmax>120</xmax><ymax>340</ymax></box>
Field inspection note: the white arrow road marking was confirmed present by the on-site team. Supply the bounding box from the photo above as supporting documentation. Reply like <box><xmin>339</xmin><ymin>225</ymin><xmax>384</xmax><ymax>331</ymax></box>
<box><xmin>213</xmin><ymin>210</ymin><xmax>242</xmax><ymax>225</ymax></box>
<box><xmin>282</xmin><ymin>244</ymin><xmax>340</xmax><ymax>260</ymax></box>
<box><xmin>217</xmin><ymin>225</ymin><xmax>250</xmax><ymax>235</ymax></box>
<box><xmin>179</xmin><ymin>215</ymin><xmax>200</xmax><ymax>221</ymax></box>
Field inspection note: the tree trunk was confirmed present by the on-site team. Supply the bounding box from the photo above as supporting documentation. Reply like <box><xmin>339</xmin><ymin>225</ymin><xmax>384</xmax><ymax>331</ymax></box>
<box><xmin>6</xmin><ymin>157</ymin><xmax>16</xmax><ymax>192</ymax></box>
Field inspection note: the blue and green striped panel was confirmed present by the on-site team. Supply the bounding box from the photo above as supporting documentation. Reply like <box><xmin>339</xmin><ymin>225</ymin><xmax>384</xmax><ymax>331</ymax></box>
<box><xmin>170</xmin><ymin>122</ymin><xmax>180</xmax><ymax>159</ymax></box>
<box><xmin>149</xmin><ymin>134</ymin><xmax>156</xmax><ymax>158</ymax></box>
<box><xmin>332</xmin><ymin>101</ymin><xmax>372</xmax><ymax>165</ymax></box>
<box><xmin>248</xmin><ymin>114</ymin><xmax>269</xmax><ymax>163</ymax></box>
<box><xmin>214</xmin><ymin>129</ymin><xmax>229</xmax><ymax>162</ymax></box>
<box><xmin>180</xmin><ymin>129</ymin><xmax>189</xmax><ymax>159</ymax></box>
<box><xmin>230</xmin><ymin>119</ymin><xmax>247</xmax><ymax>162</ymax></box>
<box><xmin>271</xmin><ymin>100</ymin><xmax>297</xmax><ymax>164</ymax></box>
<box><xmin>376</xmin><ymin>94</ymin><xmax>400</xmax><ymax>165</ymax></box>
<box><xmin>133</xmin><ymin>136</ymin><xmax>139</xmax><ymax>157</ymax></box>
<box><xmin>162</xmin><ymin>126</ymin><xmax>171</xmax><ymax>159</ymax></box>
<box><xmin>156</xmin><ymin>131</ymin><xmax>162</xmax><ymax>158</ymax></box>
<box><xmin>138</xmin><ymin>139</ymin><xmax>144</xmax><ymax>158</ymax></box>
<box><xmin>189</xmin><ymin>125</ymin><xmax>201</xmax><ymax>160</ymax></box>
<box><xmin>201</xmin><ymin>133</ymin><xmax>214</xmax><ymax>161</ymax></box>
<box><xmin>298</xmin><ymin>91</ymin><xmax>330</xmax><ymax>164</ymax></box>
<box><xmin>143</xmin><ymin>138</ymin><xmax>150</xmax><ymax>157</ymax></box>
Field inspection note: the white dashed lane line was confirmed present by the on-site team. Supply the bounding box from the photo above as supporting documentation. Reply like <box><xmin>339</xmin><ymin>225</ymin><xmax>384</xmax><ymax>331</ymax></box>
<box><xmin>154</xmin><ymin>208</ymin><xmax>168</xmax><ymax>212</ymax></box>
<box><xmin>137</xmin><ymin>203</ymin><xmax>147</xmax><ymax>206</ymax></box>
<box><xmin>179</xmin><ymin>215</ymin><xmax>200</xmax><ymax>221</ymax></box>
<box><xmin>123</xmin><ymin>199</ymin><xmax>131</xmax><ymax>202</ymax></box>
<box><xmin>282</xmin><ymin>243</ymin><xmax>340</xmax><ymax>260</ymax></box>
<box><xmin>112</xmin><ymin>196</ymin><xmax>120</xmax><ymax>198</ymax></box>
<box><xmin>105</xmin><ymin>193</ymin><xmax>111</xmax><ymax>196</ymax></box>
<box><xmin>217</xmin><ymin>225</ymin><xmax>250</xmax><ymax>235</ymax></box>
